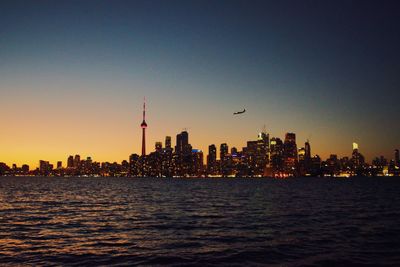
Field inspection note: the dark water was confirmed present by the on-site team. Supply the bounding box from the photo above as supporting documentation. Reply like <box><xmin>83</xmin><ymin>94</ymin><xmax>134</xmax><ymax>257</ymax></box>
<box><xmin>1</xmin><ymin>177</ymin><xmax>400</xmax><ymax>266</ymax></box>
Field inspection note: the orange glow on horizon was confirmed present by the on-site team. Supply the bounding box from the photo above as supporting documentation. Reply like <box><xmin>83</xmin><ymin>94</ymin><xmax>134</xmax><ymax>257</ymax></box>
<box><xmin>0</xmin><ymin>85</ymin><xmax>396</xmax><ymax>168</ymax></box>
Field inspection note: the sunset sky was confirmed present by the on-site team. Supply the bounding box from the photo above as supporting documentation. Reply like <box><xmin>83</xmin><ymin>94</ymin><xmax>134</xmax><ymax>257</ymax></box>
<box><xmin>1</xmin><ymin>0</ymin><xmax>399</xmax><ymax>168</ymax></box>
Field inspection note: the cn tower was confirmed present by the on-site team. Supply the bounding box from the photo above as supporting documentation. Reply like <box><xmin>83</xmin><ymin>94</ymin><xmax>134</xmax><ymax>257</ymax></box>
<box><xmin>140</xmin><ymin>98</ymin><xmax>147</xmax><ymax>156</ymax></box>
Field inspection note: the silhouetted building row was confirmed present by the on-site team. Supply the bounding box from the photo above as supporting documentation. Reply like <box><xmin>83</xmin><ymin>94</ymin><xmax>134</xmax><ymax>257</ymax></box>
<box><xmin>1</xmin><ymin>131</ymin><xmax>399</xmax><ymax>177</ymax></box>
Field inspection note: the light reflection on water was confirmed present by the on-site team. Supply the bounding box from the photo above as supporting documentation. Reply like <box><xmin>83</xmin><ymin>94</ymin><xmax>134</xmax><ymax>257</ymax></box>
<box><xmin>1</xmin><ymin>177</ymin><xmax>400</xmax><ymax>266</ymax></box>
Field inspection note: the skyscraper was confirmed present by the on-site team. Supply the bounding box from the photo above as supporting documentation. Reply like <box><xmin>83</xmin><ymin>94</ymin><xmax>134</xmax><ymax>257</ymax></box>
<box><xmin>67</xmin><ymin>155</ymin><xmax>74</xmax><ymax>168</ymax></box>
<box><xmin>174</xmin><ymin>130</ymin><xmax>191</xmax><ymax>176</ymax></box>
<box><xmin>282</xmin><ymin>133</ymin><xmax>298</xmax><ymax>175</ymax></box>
<box><xmin>175</xmin><ymin>133</ymin><xmax>182</xmax><ymax>154</ymax></box>
<box><xmin>298</xmin><ymin>147</ymin><xmax>306</xmax><ymax>161</ymax></box>
<box><xmin>39</xmin><ymin>160</ymin><xmax>52</xmax><ymax>175</ymax></box>
<box><xmin>175</xmin><ymin>131</ymin><xmax>189</xmax><ymax>156</ymax></box>
<box><xmin>220</xmin><ymin>143</ymin><xmax>231</xmax><ymax>176</ymax></box>
<box><xmin>231</xmin><ymin>147</ymin><xmax>238</xmax><ymax>155</ymax></box>
<box><xmin>74</xmin><ymin>155</ymin><xmax>80</xmax><ymax>168</ymax></box>
<box><xmin>165</xmin><ymin>136</ymin><xmax>171</xmax><ymax>149</ymax></box>
<box><xmin>207</xmin><ymin>144</ymin><xmax>217</xmax><ymax>174</ymax></box>
<box><xmin>181</xmin><ymin>131</ymin><xmax>189</xmax><ymax>154</ymax></box>
<box><xmin>39</xmin><ymin>160</ymin><xmax>48</xmax><ymax>172</ymax></box>
<box><xmin>192</xmin><ymin>149</ymin><xmax>204</xmax><ymax>176</ymax></box>
<box><xmin>21</xmin><ymin>164</ymin><xmax>29</xmax><ymax>174</ymax></box>
<box><xmin>256</xmin><ymin>132</ymin><xmax>269</xmax><ymax>175</ymax></box>
<box><xmin>129</xmin><ymin>154</ymin><xmax>140</xmax><ymax>176</ymax></box>
<box><xmin>303</xmin><ymin>140</ymin><xmax>312</xmax><ymax>174</ymax></box>
<box><xmin>351</xmin><ymin>142</ymin><xmax>365</xmax><ymax>171</ymax></box>
<box><xmin>284</xmin><ymin>133</ymin><xmax>298</xmax><ymax>165</ymax></box>
<box><xmin>269</xmin><ymin>137</ymin><xmax>284</xmax><ymax>174</ymax></box>
<box><xmin>220</xmin><ymin>143</ymin><xmax>228</xmax><ymax>160</ymax></box>
<box><xmin>155</xmin><ymin>142</ymin><xmax>162</xmax><ymax>152</ymax></box>
<box><xmin>305</xmin><ymin>140</ymin><xmax>311</xmax><ymax>160</ymax></box>
<box><xmin>353</xmin><ymin>142</ymin><xmax>359</xmax><ymax>151</ymax></box>
<box><xmin>395</xmin><ymin>149</ymin><xmax>399</xmax><ymax>165</ymax></box>
<box><xmin>140</xmin><ymin>98</ymin><xmax>148</xmax><ymax>156</ymax></box>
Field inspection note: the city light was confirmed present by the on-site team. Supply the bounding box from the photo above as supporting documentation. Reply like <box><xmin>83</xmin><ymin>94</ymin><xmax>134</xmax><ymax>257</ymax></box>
<box><xmin>1</xmin><ymin>107</ymin><xmax>399</xmax><ymax>178</ymax></box>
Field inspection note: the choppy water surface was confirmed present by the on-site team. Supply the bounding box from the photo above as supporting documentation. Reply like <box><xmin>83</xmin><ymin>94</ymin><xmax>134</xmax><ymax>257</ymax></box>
<box><xmin>0</xmin><ymin>177</ymin><xmax>400</xmax><ymax>266</ymax></box>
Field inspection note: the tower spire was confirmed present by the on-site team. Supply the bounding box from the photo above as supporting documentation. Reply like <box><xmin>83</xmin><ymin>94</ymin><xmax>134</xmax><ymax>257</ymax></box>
<box><xmin>140</xmin><ymin>97</ymin><xmax>147</xmax><ymax>156</ymax></box>
<box><xmin>143</xmin><ymin>97</ymin><xmax>146</xmax><ymax>121</ymax></box>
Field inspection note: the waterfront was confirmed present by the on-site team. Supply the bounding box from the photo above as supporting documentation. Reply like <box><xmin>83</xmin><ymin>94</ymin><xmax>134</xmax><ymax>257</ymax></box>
<box><xmin>1</xmin><ymin>177</ymin><xmax>400</xmax><ymax>266</ymax></box>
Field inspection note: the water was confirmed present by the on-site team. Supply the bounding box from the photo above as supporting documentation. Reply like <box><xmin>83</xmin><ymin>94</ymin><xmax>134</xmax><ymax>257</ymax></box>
<box><xmin>0</xmin><ymin>177</ymin><xmax>399</xmax><ymax>266</ymax></box>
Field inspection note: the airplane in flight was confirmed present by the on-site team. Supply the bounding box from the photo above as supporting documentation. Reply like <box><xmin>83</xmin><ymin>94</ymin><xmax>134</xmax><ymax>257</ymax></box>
<box><xmin>233</xmin><ymin>109</ymin><xmax>246</xmax><ymax>115</ymax></box>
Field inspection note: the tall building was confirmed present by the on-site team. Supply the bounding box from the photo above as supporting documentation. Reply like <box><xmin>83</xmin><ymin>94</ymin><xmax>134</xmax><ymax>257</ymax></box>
<box><xmin>298</xmin><ymin>147</ymin><xmax>306</xmax><ymax>161</ymax></box>
<box><xmin>39</xmin><ymin>160</ymin><xmax>53</xmax><ymax>175</ymax></box>
<box><xmin>298</xmin><ymin>147</ymin><xmax>306</xmax><ymax>175</ymax></box>
<box><xmin>140</xmin><ymin>98</ymin><xmax>148</xmax><ymax>156</ymax></box>
<box><xmin>207</xmin><ymin>144</ymin><xmax>217</xmax><ymax>175</ymax></box>
<box><xmin>270</xmin><ymin>137</ymin><xmax>283</xmax><ymax>156</ymax></box>
<box><xmin>353</xmin><ymin>142</ymin><xmax>358</xmax><ymax>151</ymax></box>
<box><xmin>165</xmin><ymin>136</ymin><xmax>171</xmax><ymax>149</ymax></box>
<box><xmin>269</xmin><ymin>137</ymin><xmax>284</xmax><ymax>174</ymax></box>
<box><xmin>219</xmin><ymin>143</ymin><xmax>232</xmax><ymax>176</ymax></box>
<box><xmin>244</xmin><ymin>140</ymin><xmax>257</xmax><ymax>166</ymax></box>
<box><xmin>395</xmin><ymin>149</ymin><xmax>399</xmax><ymax>165</ymax></box>
<box><xmin>231</xmin><ymin>147</ymin><xmax>238</xmax><ymax>155</ymax></box>
<box><xmin>256</xmin><ymin>132</ymin><xmax>269</xmax><ymax>175</ymax></box>
<box><xmin>21</xmin><ymin>164</ymin><xmax>29</xmax><ymax>174</ymax></box>
<box><xmin>283</xmin><ymin>133</ymin><xmax>298</xmax><ymax>173</ymax></box>
<box><xmin>129</xmin><ymin>154</ymin><xmax>140</xmax><ymax>176</ymax></box>
<box><xmin>155</xmin><ymin>142</ymin><xmax>162</xmax><ymax>153</ymax></box>
<box><xmin>57</xmin><ymin>161</ymin><xmax>62</xmax><ymax>169</ymax></box>
<box><xmin>84</xmin><ymin>157</ymin><xmax>93</xmax><ymax>173</ymax></box>
<box><xmin>67</xmin><ymin>155</ymin><xmax>74</xmax><ymax>168</ymax></box>
<box><xmin>175</xmin><ymin>131</ymin><xmax>189</xmax><ymax>155</ymax></box>
<box><xmin>326</xmin><ymin>154</ymin><xmax>340</xmax><ymax>176</ymax></box>
<box><xmin>303</xmin><ymin>140</ymin><xmax>312</xmax><ymax>174</ymax></box>
<box><xmin>0</xmin><ymin>163</ymin><xmax>10</xmax><ymax>176</ymax></box>
<box><xmin>174</xmin><ymin>130</ymin><xmax>192</xmax><ymax>176</ymax></box>
<box><xmin>351</xmin><ymin>142</ymin><xmax>365</xmax><ymax>172</ymax></box>
<box><xmin>220</xmin><ymin>143</ymin><xmax>228</xmax><ymax>160</ymax></box>
<box><xmin>39</xmin><ymin>160</ymin><xmax>47</xmax><ymax>172</ymax></box>
<box><xmin>284</xmin><ymin>133</ymin><xmax>297</xmax><ymax>158</ymax></box>
<box><xmin>192</xmin><ymin>149</ymin><xmax>204</xmax><ymax>176</ymax></box>
<box><xmin>305</xmin><ymin>140</ymin><xmax>311</xmax><ymax>160</ymax></box>
<box><xmin>160</xmin><ymin>137</ymin><xmax>173</xmax><ymax>176</ymax></box>
<box><xmin>175</xmin><ymin>133</ymin><xmax>182</xmax><ymax>154</ymax></box>
<box><xmin>74</xmin><ymin>155</ymin><xmax>81</xmax><ymax>168</ymax></box>
<box><xmin>181</xmin><ymin>131</ymin><xmax>189</xmax><ymax>154</ymax></box>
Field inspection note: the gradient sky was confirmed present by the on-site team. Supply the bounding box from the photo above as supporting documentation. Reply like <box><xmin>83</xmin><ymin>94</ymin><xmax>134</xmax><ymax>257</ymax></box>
<box><xmin>1</xmin><ymin>0</ymin><xmax>400</xmax><ymax>168</ymax></box>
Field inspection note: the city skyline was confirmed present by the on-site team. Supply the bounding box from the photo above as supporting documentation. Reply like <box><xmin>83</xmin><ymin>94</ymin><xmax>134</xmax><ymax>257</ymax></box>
<box><xmin>2</xmin><ymin>126</ymin><xmax>399</xmax><ymax>177</ymax></box>
<box><xmin>1</xmin><ymin>98</ymin><xmax>399</xmax><ymax>169</ymax></box>
<box><xmin>1</xmin><ymin>118</ymin><xmax>399</xmax><ymax>177</ymax></box>
<box><xmin>1</xmin><ymin>1</ymin><xmax>400</xmax><ymax>167</ymax></box>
